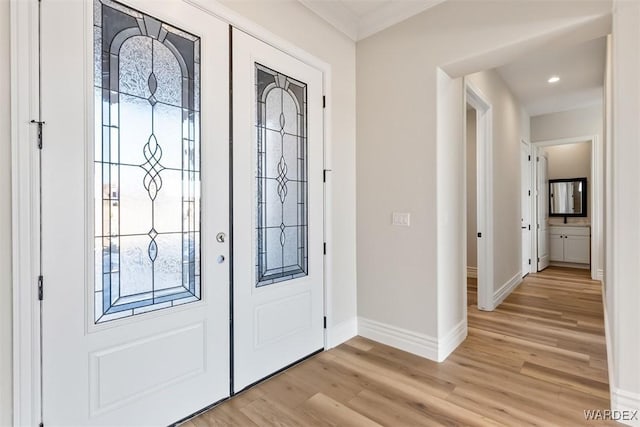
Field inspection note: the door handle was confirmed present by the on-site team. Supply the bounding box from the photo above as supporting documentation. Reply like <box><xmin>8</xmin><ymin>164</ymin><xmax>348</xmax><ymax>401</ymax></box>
<box><xmin>521</xmin><ymin>226</ymin><xmax>527</xmax><ymax>229</ymax></box>
<box><xmin>216</xmin><ymin>232</ymin><xmax>226</xmax><ymax>243</ymax></box>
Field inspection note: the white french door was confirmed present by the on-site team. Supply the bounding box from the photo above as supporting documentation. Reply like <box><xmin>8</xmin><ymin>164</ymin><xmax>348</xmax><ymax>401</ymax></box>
<box><xmin>41</xmin><ymin>0</ymin><xmax>230</xmax><ymax>425</ymax></box>
<box><xmin>232</xmin><ymin>29</ymin><xmax>325</xmax><ymax>392</ymax></box>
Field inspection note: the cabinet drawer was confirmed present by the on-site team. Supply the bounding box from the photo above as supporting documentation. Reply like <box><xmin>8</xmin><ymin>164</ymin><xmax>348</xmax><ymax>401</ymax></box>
<box><xmin>549</xmin><ymin>226</ymin><xmax>590</xmax><ymax>237</ymax></box>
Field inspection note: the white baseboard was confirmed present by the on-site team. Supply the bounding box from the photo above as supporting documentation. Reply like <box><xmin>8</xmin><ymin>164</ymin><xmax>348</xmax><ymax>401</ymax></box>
<box><xmin>326</xmin><ymin>317</ymin><xmax>357</xmax><ymax>349</ymax></box>
<box><xmin>597</xmin><ymin>268</ymin><xmax>605</xmax><ymax>281</ymax></box>
<box><xmin>466</xmin><ymin>266</ymin><xmax>477</xmax><ymax>278</ymax></box>
<box><xmin>357</xmin><ymin>317</ymin><xmax>468</xmax><ymax>362</ymax></box>
<box><xmin>358</xmin><ymin>317</ymin><xmax>438</xmax><ymax>361</ymax></box>
<box><xmin>602</xmin><ymin>282</ymin><xmax>615</xmax><ymax>400</ymax></box>
<box><xmin>438</xmin><ymin>319</ymin><xmax>467</xmax><ymax>361</ymax></box>
<box><xmin>493</xmin><ymin>272</ymin><xmax>522</xmax><ymax>308</ymax></box>
<box><xmin>611</xmin><ymin>388</ymin><xmax>640</xmax><ymax>426</ymax></box>
<box><xmin>549</xmin><ymin>261</ymin><xmax>590</xmax><ymax>270</ymax></box>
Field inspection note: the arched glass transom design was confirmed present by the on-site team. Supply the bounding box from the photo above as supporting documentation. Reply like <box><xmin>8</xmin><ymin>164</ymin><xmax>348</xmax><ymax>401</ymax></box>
<box><xmin>255</xmin><ymin>63</ymin><xmax>308</xmax><ymax>287</ymax></box>
<box><xmin>94</xmin><ymin>0</ymin><xmax>201</xmax><ymax>323</ymax></box>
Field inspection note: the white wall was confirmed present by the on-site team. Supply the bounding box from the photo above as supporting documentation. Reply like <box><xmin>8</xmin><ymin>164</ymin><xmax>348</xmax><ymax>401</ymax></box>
<box><xmin>531</xmin><ymin>104</ymin><xmax>603</xmax><ymax>142</ymax></box>
<box><xmin>356</xmin><ymin>0</ymin><xmax>610</xmax><ymax>355</ymax></box>
<box><xmin>220</xmin><ymin>0</ymin><xmax>357</xmax><ymax>342</ymax></box>
<box><xmin>0</xmin><ymin>0</ymin><xmax>12</xmax><ymax>424</ymax></box>
<box><xmin>435</xmin><ymin>69</ymin><xmax>465</xmax><ymax>356</ymax></box>
<box><xmin>467</xmin><ymin>70</ymin><xmax>529</xmax><ymax>297</ymax></box>
<box><xmin>609</xmin><ymin>0</ymin><xmax>640</xmax><ymax>421</ymax></box>
<box><xmin>466</xmin><ymin>108</ymin><xmax>477</xmax><ymax>269</ymax></box>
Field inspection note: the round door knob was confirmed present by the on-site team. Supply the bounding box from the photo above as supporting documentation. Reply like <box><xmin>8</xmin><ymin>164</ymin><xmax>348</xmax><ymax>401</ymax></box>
<box><xmin>217</xmin><ymin>255</ymin><xmax>225</xmax><ymax>264</ymax></box>
<box><xmin>216</xmin><ymin>232</ymin><xmax>226</xmax><ymax>243</ymax></box>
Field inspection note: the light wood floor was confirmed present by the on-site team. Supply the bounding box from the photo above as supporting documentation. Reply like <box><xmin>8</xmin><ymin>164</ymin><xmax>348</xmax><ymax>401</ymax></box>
<box><xmin>184</xmin><ymin>267</ymin><xmax>614</xmax><ymax>426</ymax></box>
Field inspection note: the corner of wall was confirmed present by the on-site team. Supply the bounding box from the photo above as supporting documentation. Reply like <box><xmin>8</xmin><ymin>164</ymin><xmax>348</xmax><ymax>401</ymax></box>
<box><xmin>493</xmin><ymin>271</ymin><xmax>523</xmax><ymax>308</ymax></box>
<box><xmin>437</xmin><ymin>318</ymin><xmax>467</xmax><ymax>362</ymax></box>
<box><xmin>326</xmin><ymin>317</ymin><xmax>357</xmax><ymax>349</ymax></box>
<box><xmin>356</xmin><ymin>316</ymin><xmax>468</xmax><ymax>363</ymax></box>
<box><xmin>357</xmin><ymin>317</ymin><xmax>439</xmax><ymax>361</ymax></box>
<box><xmin>611</xmin><ymin>389</ymin><xmax>640</xmax><ymax>426</ymax></box>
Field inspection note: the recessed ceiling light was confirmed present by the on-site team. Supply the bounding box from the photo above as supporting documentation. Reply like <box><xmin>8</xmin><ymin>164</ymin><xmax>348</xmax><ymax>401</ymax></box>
<box><xmin>548</xmin><ymin>76</ymin><xmax>560</xmax><ymax>83</ymax></box>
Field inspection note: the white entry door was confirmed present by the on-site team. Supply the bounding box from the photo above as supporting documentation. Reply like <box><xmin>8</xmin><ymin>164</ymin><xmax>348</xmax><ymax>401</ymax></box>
<box><xmin>537</xmin><ymin>153</ymin><xmax>550</xmax><ymax>271</ymax></box>
<box><xmin>232</xmin><ymin>29</ymin><xmax>325</xmax><ymax>392</ymax></box>
<box><xmin>520</xmin><ymin>142</ymin><xmax>531</xmax><ymax>276</ymax></box>
<box><xmin>41</xmin><ymin>0</ymin><xmax>230</xmax><ymax>424</ymax></box>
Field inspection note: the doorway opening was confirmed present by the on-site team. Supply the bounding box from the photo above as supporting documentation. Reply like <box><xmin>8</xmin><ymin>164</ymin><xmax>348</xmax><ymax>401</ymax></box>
<box><xmin>465</xmin><ymin>82</ymin><xmax>493</xmax><ymax>312</ymax></box>
<box><xmin>532</xmin><ymin>136</ymin><xmax>600</xmax><ymax>279</ymax></box>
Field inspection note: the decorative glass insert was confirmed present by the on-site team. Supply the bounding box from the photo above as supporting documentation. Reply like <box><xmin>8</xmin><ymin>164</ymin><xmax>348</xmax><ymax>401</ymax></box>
<box><xmin>94</xmin><ymin>0</ymin><xmax>201</xmax><ymax>323</ymax></box>
<box><xmin>255</xmin><ymin>64</ymin><xmax>308</xmax><ymax>287</ymax></box>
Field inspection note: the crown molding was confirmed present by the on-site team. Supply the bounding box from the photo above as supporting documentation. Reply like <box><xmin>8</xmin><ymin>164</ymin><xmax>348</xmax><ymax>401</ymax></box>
<box><xmin>358</xmin><ymin>0</ymin><xmax>446</xmax><ymax>40</ymax></box>
<box><xmin>298</xmin><ymin>0</ymin><xmax>447</xmax><ymax>42</ymax></box>
<box><xmin>298</xmin><ymin>0</ymin><xmax>359</xmax><ymax>41</ymax></box>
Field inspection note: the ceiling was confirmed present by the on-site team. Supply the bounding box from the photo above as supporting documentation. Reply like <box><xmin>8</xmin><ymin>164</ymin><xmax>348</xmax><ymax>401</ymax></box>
<box><xmin>300</xmin><ymin>1</ymin><xmax>606</xmax><ymax>116</ymax></box>
<box><xmin>495</xmin><ymin>36</ymin><xmax>606</xmax><ymax>117</ymax></box>
<box><xmin>298</xmin><ymin>0</ymin><xmax>446</xmax><ymax>41</ymax></box>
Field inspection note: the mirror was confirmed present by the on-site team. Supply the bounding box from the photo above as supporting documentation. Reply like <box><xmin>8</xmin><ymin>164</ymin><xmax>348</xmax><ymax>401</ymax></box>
<box><xmin>549</xmin><ymin>177</ymin><xmax>587</xmax><ymax>217</ymax></box>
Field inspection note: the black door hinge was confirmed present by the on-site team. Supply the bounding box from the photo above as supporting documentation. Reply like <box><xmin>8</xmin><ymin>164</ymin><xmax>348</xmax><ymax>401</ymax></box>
<box><xmin>477</xmin><ymin>232</ymin><xmax>482</xmax><ymax>238</ymax></box>
<box><xmin>536</xmin><ymin>156</ymin><xmax>540</xmax><ymax>162</ymax></box>
<box><xmin>528</xmin><ymin>259</ymin><xmax>531</xmax><ymax>265</ymax></box>
<box><xmin>37</xmin><ymin>275</ymin><xmax>43</xmax><ymax>301</ymax></box>
<box><xmin>323</xmin><ymin>169</ymin><xmax>327</xmax><ymax>183</ymax></box>
<box><xmin>322</xmin><ymin>96</ymin><xmax>326</xmax><ymax>108</ymax></box>
<box><xmin>30</xmin><ymin>120</ymin><xmax>45</xmax><ymax>149</ymax></box>
<box><xmin>537</xmin><ymin>257</ymin><xmax>540</xmax><ymax>262</ymax></box>
<box><xmin>528</xmin><ymin>225</ymin><xmax>531</xmax><ymax>230</ymax></box>
<box><xmin>528</xmin><ymin>190</ymin><xmax>531</xmax><ymax>196</ymax></box>
<box><xmin>323</xmin><ymin>316</ymin><xmax>327</xmax><ymax>329</ymax></box>
<box><xmin>323</xmin><ymin>242</ymin><xmax>327</xmax><ymax>255</ymax></box>
<box><xmin>528</xmin><ymin>155</ymin><xmax>531</xmax><ymax>161</ymax></box>
<box><xmin>39</xmin><ymin>422</ymin><xmax>44</xmax><ymax>427</ymax></box>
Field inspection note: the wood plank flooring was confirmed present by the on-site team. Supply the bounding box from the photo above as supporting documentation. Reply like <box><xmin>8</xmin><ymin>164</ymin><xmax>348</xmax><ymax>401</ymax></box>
<box><xmin>184</xmin><ymin>267</ymin><xmax>614</xmax><ymax>426</ymax></box>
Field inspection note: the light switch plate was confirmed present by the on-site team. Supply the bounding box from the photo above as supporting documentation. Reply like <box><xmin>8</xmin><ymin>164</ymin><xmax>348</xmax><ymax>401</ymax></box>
<box><xmin>392</xmin><ymin>212</ymin><xmax>410</xmax><ymax>227</ymax></box>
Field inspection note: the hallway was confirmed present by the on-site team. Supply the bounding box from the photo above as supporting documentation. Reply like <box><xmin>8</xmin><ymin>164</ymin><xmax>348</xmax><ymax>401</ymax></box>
<box><xmin>184</xmin><ymin>267</ymin><xmax>613</xmax><ymax>426</ymax></box>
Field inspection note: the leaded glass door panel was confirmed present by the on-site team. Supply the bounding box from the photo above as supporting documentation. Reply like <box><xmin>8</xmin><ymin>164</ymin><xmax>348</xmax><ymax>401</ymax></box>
<box><xmin>40</xmin><ymin>1</ymin><xmax>229</xmax><ymax>424</ymax></box>
<box><xmin>232</xmin><ymin>29</ymin><xmax>325</xmax><ymax>392</ymax></box>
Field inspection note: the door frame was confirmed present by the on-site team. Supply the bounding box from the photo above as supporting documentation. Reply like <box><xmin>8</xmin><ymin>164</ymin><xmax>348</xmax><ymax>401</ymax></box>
<box><xmin>464</xmin><ymin>81</ymin><xmax>494</xmax><ymax>311</ymax></box>
<box><xmin>532</xmin><ymin>135</ymin><xmax>602</xmax><ymax>280</ymax></box>
<box><xmin>520</xmin><ymin>139</ymin><xmax>534</xmax><ymax>276</ymax></box>
<box><xmin>10</xmin><ymin>1</ymin><xmax>334</xmax><ymax>424</ymax></box>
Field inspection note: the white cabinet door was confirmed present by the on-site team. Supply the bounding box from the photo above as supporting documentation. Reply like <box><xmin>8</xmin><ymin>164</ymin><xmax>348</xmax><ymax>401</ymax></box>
<box><xmin>232</xmin><ymin>29</ymin><xmax>325</xmax><ymax>392</ymax></box>
<box><xmin>41</xmin><ymin>1</ymin><xmax>230</xmax><ymax>424</ymax></box>
<box><xmin>564</xmin><ymin>235</ymin><xmax>591</xmax><ymax>264</ymax></box>
<box><xmin>550</xmin><ymin>234</ymin><xmax>564</xmax><ymax>262</ymax></box>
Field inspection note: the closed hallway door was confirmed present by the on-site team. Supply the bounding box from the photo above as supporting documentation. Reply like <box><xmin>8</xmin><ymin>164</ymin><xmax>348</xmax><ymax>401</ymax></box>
<box><xmin>40</xmin><ymin>0</ymin><xmax>230</xmax><ymax>424</ymax></box>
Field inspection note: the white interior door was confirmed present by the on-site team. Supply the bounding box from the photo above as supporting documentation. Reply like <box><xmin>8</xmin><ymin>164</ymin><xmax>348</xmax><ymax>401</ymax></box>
<box><xmin>537</xmin><ymin>153</ymin><xmax>550</xmax><ymax>271</ymax></box>
<box><xmin>41</xmin><ymin>1</ymin><xmax>230</xmax><ymax>424</ymax></box>
<box><xmin>232</xmin><ymin>29</ymin><xmax>325</xmax><ymax>392</ymax></box>
<box><xmin>520</xmin><ymin>142</ymin><xmax>531</xmax><ymax>276</ymax></box>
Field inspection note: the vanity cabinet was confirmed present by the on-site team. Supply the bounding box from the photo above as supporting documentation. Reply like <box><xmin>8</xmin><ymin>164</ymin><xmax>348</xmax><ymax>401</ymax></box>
<box><xmin>549</xmin><ymin>226</ymin><xmax>590</xmax><ymax>264</ymax></box>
